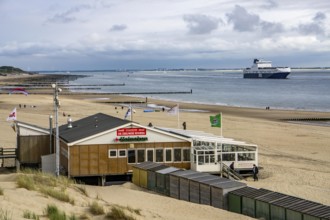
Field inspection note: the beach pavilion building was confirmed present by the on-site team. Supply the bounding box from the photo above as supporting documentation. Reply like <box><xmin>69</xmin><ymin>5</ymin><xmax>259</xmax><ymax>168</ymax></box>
<box><xmin>14</xmin><ymin>113</ymin><xmax>258</xmax><ymax>184</ymax></box>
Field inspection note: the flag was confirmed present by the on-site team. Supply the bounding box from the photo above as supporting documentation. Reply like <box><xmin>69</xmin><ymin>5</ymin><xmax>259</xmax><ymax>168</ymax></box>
<box><xmin>7</xmin><ymin>108</ymin><xmax>17</xmax><ymax>121</ymax></box>
<box><xmin>210</xmin><ymin>113</ymin><xmax>221</xmax><ymax>127</ymax></box>
<box><xmin>124</xmin><ymin>108</ymin><xmax>131</xmax><ymax>119</ymax></box>
<box><xmin>167</xmin><ymin>105</ymin><xmax>179</xmax><ymax>115</ymax></box>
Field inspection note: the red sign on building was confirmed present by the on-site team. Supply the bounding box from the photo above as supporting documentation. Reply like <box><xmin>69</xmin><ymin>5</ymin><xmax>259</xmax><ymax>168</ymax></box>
<box><xmin>117</xmin><ymin>128</ymin><xmax>147</xmax><ymax>136</ymax></box>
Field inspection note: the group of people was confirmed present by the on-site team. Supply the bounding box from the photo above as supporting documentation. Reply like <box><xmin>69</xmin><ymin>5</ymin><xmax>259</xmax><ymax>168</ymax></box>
<box><xmin>229</xmin><ymin>162</ymin><xmax>259</xmax><ymax>181</ymax></box>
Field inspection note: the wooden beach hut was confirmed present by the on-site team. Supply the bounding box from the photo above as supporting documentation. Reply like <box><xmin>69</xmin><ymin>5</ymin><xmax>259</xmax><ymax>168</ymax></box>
<box><xmin>146</xmin><ymin>164</ymin><xmax>168</xmax><ymax>191</ymax></box>
<box><xmin>228</xmin><ymin>187</ymin><xmax>272</xmax><ymax>216</ymax></box>
<box><xmin>210</xmin><ymin>180</ymin><xmax>247</xmax><ymax>210</ymax></box>
<box><xmin>133</xmin><ymin>162</ymin><xmax>162</xmax><ymax>189</ymax></box>
<box><xmin>285</xmin><ymin>200</ymin><xmax>322</xmax><ymax>220</ymax></box>
<box><xmin>15</xmin><ymin>121</ymin><xmax>51</xmax><ymax>168</ymax></box>
<box><xmin>200</xmin><ymin>177</ymin><xmax>231</xmax><ymax>206</ymax></box>
<box><xmin>269</xmin><ymin>195</ymin><xmax>306</xmax><ymax>220</ymax></box>
<box><xmin>303</xmin><ymin>205</ymin><xmax>330</xmax><ymax>220</ymax></box>
<box><xmin>132</xmin><ymin>161</ymin><xmax>154</xmax><ymax>187</ymax></box>
<box><xmin>155</xmin><ymin>166</ymin><xmax>181</xmax><ymax>196</ymax></box>
<box><xmin>254</xmin><ymin>191</ymin><xmax>288</xmax><ymax>220</ymax></box>
<box><xmin>188</xmin><ymin>174</ymin><xmax>220</xmax><ymax>204</ymax></box>
<box><xmin>169</xmin><ymin>170</ymin><xmax>198</xmax><ymax>199</ymax></box>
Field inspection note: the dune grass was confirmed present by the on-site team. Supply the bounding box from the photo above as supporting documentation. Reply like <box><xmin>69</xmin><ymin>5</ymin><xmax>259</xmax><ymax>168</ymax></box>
<box><xmin>0</xmin><ymin>187</ymin><xmax>3</xmax><ymax>196</ymax></box>
<box><xmin>16</xmin><ymin>169</ymin><xmax>75</xmax><ymax>204</ymax></box>
<box><xmin>22</xmin><ymin>210</ymin><xmax>39</xmax><ymax>220</ymax></box>
<box><xmin>89</xmin><ymin>201</ymin><xmax>105</xmax><ymax>215</ymax></box>
<box><xmin>0</xmin><ymin>208</ymin><xmax>12</xmax><ymax>220</ymax></box>
<box><xmin>105</xmin><ymin>206</ymin><xmax>135</xmax><ymax>220</ymax></box>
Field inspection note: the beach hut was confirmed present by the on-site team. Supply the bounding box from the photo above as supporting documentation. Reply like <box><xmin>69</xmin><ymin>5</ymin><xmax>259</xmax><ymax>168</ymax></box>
<box><xmin>210</xmin><ymin>180</ymin><xmax>247</xmax><ymax>210</ymax></box>
<box><xmin>255</xmin><ymin>191</ymin><xmax>288</xmax><ymax>220</ymax></box>
<box><xmin>132</xmin><ymin>161</ymin><xmax>154</xmax><ymax>186</ymax></box>
<box><xmin>269</xmin><ymin>195</ymin><xmax>305</xmax><ymax>220</ymax></box>
<box><xmin>228</xmin><ymin>187</ymin><xmax>272</xmax><ymax>216</ymax></box>
<box><xmin>188</xmin><ymin>174</ymin><xmax>220</xmax><ymax>204</ymax></box>
<box><xmin>303</xmin><ymin>205</ymin><xmax>330</xmax><ymax>220</ymax></box>
<box><xmin>155</xmin><ymin>166</ymin><xmax>181</xmax><ymax>196</ymax></box>
<box><xmin>178</xmin><ymin>172</ymin><xmax>211</xmax><ymax>202</ymax></box>
<box><xmin>147</xmin><ymin>164</ymin><xmax>168</xmax><ymax>191</ymax></box>
<box><xmin>132</xmin><ymin>162</ymin><xmax>162</xmax><ymax>188</ymax></box>
<box><xmin>169</xmin><ymin>170</ymin><xmax>198</xmax><ymax>199</ymax></box>
<box><xmin>200</xmin><ymin>177</ymin><xmax>231</xmax><ymax>206</ymax></box>
<box><xmin>285</xmin><ymin>200</ymin><xmax>322</xmax><ymax>220</ymax></box>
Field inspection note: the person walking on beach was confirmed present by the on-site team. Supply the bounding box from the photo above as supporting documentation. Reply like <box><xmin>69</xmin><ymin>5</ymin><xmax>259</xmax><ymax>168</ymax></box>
<box><xmin>252</xmin><ymin>164</ymin><xmax>259</xmax><ymax>181</ymax></box>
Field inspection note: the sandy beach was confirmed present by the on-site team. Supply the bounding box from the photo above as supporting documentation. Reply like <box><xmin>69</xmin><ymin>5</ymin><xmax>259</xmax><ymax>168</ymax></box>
<box><xmin>1</xmin><ymin>75</ymin><xmax>330</xmax><ymax>219</ymax></box>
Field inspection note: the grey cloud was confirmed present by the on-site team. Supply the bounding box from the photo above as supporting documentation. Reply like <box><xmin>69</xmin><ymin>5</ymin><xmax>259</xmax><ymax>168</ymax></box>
<box><xmin>313</xmin><ymin>12</ymin><xmax>326</xmax><ymax>21</ymax></box>
<box><xmin>226</xmin><ymin>5</ymin><xmax>260</xmax><ymax>32</ymax></box>
<box><xmin>47</xmin><ymin>4</ymin><xmax>91</xmax><ymax>23</ymax></box>
<box><xmin>296</xmin><ymin>12</ymin><xmax>326</xmax><ymax>36</ymax></box>
<box><xmin>226</xmin><ymin>5</ymin><xmax>284</xmax><ymax>35</ymax></box>
<box><xmin>261</xmin><ymin>0</ymin><xmax>278</xmax><ymax>9</ymax></box>
<box><xmin>183</xmin><ymin>14</ymin><xmax>221</xmax><ymax>35</ymax></box>
<box><xmin>110</xmin><ymin>24</ymin><xmax>127</xmax><ymax>32</ymax></box>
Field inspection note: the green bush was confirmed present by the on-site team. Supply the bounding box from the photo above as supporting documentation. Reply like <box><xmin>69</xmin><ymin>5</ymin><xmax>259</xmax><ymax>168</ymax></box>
<box><xmin>45</xmin><ymin>204</ymin><xmax>67</xmax><ymax>220</ymax></box>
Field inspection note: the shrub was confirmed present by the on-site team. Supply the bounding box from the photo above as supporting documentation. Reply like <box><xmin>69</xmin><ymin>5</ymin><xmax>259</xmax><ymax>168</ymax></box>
<box><xmin>23</xmin><ymin>210</ymin><xmax>39</xmax><ymax>219</ymax></box>
<box><xmin>89</xmin><ymin>201</ymin><xmax>104</xmax><ymax>215</ymax></box>
<box><xmin>45</xmin><ymin>204</ymin><xmax>66</xmax><ymax>220</ymax></box>
<box><xmin>105</xmin><ymin>206</ymin><xmax>135</xmax><ymax>220</ymax></box>
<box><xmin>16</xmin><ymin>175</ymin><xmax>35</xmax><ymax>190</ymax></box>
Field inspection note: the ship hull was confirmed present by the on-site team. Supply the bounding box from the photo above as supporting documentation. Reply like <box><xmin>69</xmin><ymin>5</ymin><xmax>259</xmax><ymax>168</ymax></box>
<box><xmin>243</xmin><ymin>71</ymin><xmax>290</xmax><ymax>79</ymax></box>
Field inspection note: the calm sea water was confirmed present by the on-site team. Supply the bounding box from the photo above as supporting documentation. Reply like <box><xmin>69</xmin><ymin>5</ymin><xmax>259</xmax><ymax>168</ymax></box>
<box><xmin>44</xmin><ymin>69</ymin><xmax>330</xmax><ymax>112</ymax></box>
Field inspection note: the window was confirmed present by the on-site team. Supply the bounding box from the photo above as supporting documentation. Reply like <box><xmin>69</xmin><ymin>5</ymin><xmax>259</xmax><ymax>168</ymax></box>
<box><xmin>238</xmin><ymin>153</ymin><xmax>255</xmax><ymax>161</ymax></box>
<box><xmin>222</xmin><ymin>153</ymin><xmax>235</xmax><ymax>161</ymax></box>
<box><xmin>165</xmin><ymin>149</ymin><xmax>172</xmax><ymax>162</ymax></box>
<box><xmin>108</xmin><ymin>150</ymin><xmax>117</xmax><ymax>158</ymax></box>
<box><xmin>137</xmin><ymin>149</ymin><xmax>145</xmax><ymax>163</ymax></box>
<box><xmin>127</xmin><ymin>149</ymin><xmax>136</xmax><ymax>163</ymax></box>
<box><xmin>118</xmin><ymin>149</ymin><xmax>126</xmax><ymax>158</ymax></box>
<box><xmin>182</xmin><ymin>148</ymin><xmax>190</xmax><ymax>162</ymax></box>
<box><xmin>146</xmin><ymin>149</ymin><xmax>154</xmax><ymax>162</ymax></box>
<box><xmin>174</xmin><ymin>148</ymin><xmax>181</xmax><ymax>162</ymax></box>
<box><xmin>155</xmin><ymin>148</ymin><xmax>164</xmax><ymax>162</ymax></box>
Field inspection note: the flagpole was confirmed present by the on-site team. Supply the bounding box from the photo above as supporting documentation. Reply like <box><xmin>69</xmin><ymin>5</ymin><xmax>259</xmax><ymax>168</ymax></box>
<box><xmin>130</xmin><ymin>103</ymin><xmax>132</xmax><ymax>122</ymax></box>
<box><xmin>220</xmin><ymin>112</ymin><xmax>223</xmax><ymax>137</ymax></box>
<box><xmin>177</xmin><ymin>104</ymin><xmax>180</xmax><ymax>128</ymax></box>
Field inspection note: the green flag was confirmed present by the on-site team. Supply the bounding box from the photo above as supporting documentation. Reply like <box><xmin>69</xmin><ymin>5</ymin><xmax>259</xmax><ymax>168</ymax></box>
<box><xmin>210</xmin><ymin>114</ymin><xmax>221</xmax><ymax>127</ymax></box>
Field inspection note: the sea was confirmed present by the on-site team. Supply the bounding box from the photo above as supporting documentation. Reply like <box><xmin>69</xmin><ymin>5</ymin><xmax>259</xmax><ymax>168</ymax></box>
<box><xmin>43</xmin><ymin>69</ymin><xmax>330</xmax><ymax>113</ymax></box>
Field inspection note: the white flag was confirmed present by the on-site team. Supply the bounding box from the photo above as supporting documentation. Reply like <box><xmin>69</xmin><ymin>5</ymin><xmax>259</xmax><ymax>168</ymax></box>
<box><xmin>167</xmin><ymin>105</ymin><xmax>179</xmax><ymax>115</ymax></box>
<box><xmin>124</xmin><ymin>108</ymin><xmax>131</xmax><ymax>119</ymax></box>
<box><xmin>7</xmin><ymin>108</ymin><xmax>17</xmax><ymax>121</ymax></box>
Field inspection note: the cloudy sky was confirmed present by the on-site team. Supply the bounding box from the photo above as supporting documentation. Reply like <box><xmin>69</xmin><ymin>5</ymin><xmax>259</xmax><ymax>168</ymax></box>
<box><xmin>0</xmin><ymin>0</ymin><xmax>329</xmax><ymax>70</ymax></box>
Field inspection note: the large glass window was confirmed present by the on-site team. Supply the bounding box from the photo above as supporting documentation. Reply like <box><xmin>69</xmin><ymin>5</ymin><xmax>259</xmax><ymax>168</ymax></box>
<box><xmin>222</xmin><ymin>153</ymin><xmax>235</xmax><ymax>161</ymax></box>
<box><xmin>155</xmin><ymin>149</ymin><xmax>164</xmax><ymax>162</ymax></box>
<box><xmin>165</xmin><ymin>149</ymin><xmax>172</xmax><ymax>162</ymax></box>
<box><xmin>137</xmin><ymin>149</ymin><xmax>145</xmax><ymax>163</ymax></box>
<box><xmin>182</xmin><ymin>148</ymin><xmax>190</xmax><ymax>162</ymax></box>
<box><xmin>238</xmin><ymin>153</ymin><xmax>255</xmax><ymax>161</ymax></box>
<box><xmin>127</xmin><ymin>149</ymin><xmax>136</xmax><ymax>163</ymax></box>
<box><xmin>174</xmin><ymin>148</ymin><xmax>181</xmax><ymax>162</ymax></box>
<box><xmin>146</xmin><ymin>149</ymin><xmax>154</xmax><ymax>162</ymax></box>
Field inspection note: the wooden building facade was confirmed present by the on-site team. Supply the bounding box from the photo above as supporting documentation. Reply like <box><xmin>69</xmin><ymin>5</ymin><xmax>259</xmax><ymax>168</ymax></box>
<box><xmin>57</xmin><ymin>113</ymin><xmax>191</xmax><ymax>180</ymax></box>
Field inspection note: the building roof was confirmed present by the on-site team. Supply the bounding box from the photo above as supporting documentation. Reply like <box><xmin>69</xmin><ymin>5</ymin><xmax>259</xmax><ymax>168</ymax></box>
<box><xmin>59</xmin><ymin>113</ymin><xmax>130</xmax><ymax>143</ymax></box>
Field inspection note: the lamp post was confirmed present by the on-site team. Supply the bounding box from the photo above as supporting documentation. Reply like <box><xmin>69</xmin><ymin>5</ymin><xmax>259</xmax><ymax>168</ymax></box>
<box><xmin>52</xmin><ymin>84</ymin><xmax>62</xmax><ymax>176</ymax></box>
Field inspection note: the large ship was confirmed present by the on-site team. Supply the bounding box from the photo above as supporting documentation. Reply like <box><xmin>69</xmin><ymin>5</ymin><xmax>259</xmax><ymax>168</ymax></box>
<box><xmin>243</xmin><ymin>59</ymin><xmax>291</xmax><ymax>79</ymax></box>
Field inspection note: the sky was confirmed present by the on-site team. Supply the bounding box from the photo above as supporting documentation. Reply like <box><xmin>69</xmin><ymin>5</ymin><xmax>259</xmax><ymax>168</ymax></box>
<box><xmin>0</xmin><ymin>0</ymin><xmax>329</xmax><ymax>71</ymax></box>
